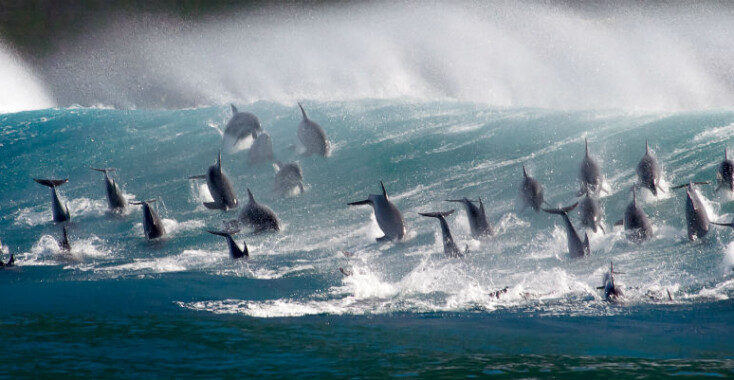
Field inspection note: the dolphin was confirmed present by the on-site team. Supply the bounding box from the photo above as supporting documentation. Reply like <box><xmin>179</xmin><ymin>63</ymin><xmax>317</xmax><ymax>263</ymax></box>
<box><xmin>578</xmin><ymin>193</ymin><xmax>605</xmax><ymax>233</ymax></box>
<box><xmin>273</xmin><ymin>161</ymin><xmax>305</xmax><ymax>196</ymax></box>
<box><xmin>33</xmin><ymin>178</ymin><xmax>70</xmax><ymax>222</ymax></box>
<box><xmin>672</xmin><ymin>182</ymin><xmax>710</xmax><ymax>241</ymax></box>
<box><xmin>520</xmin><ymin>164</ymin><xmax>545</xmax><ymax>212</ymax></box>
<box><xmin>597</xmin><ymin>262</ymin><xmax>623</xmax><ymax>302</ymax></box>
<box><xmin>189</xmin><ymin>152</ymin><xmax>238</xmax><ymax>211</ymax></box>
<box><xmin>578</xmin><ymin>139</ymin><xmax>604</xmax><ymax>196</ymax></box>
<box><xmin>223</xmin><ymin>104</ymin><xmax>262</xmax><ymax>146</ymax></box>
<box><xmin>617</xmin><ymin>187</ymin><xmax>653</xmax><ymax>243</ymax></box>
<box><xmin>348</xmin><ymin>181</ymin><xmax>406</xmax><ymax>242</ymax></box>
<box><xmin>207</xmin><ymin>230</ymin><xmax>248</xmax><ymax>259</ymax></box>
<box><xmin>248</xmin><ymin>132</ymin><xmax>274</xmax><ymax>165</ymax></box>
<box><xmin>419</xmin><ymin>209</ymin><xmax>467</xmax><ymax>258</ymax></box>
<box><xmin>91</xmin><ymin>168</ymin><xmax>127</xmax><ymax>211</ymax></box>
<box><xmin>130</xmin><ymin>199</ymin><xmax>166</xmax><ymax>240</ymax></box>
<box><xmin>58</xmin><ymin>225</ymin><xmax>71</xmax><ymax>251</ymax></box>
<box><xmin>716</xmin><ymin>148</ymin><xmax>734</xmax><ymax>193</ymax></box>
<box><xmin>636</xmin><ymin>139</ymin><xmax>663</xmax><ymax>196</ymax></box>
<box><xmin>445</xmin><ymin>197</ymin><xmax>493</xmax><ymax>238</ymax></box>
<box><xmin>542</xmin><ymin>202</ymin><xmax>590</xmax><ymax>258</ymax></box>
<box><xmin>297</xmin><ymin>103</ymin><xmax>331</xmax><ymax>157</ymax></box>
<box><xmin>237</xmin><ymin>189</ymin><xmax>280</xmax><ymax>233</ymax></box>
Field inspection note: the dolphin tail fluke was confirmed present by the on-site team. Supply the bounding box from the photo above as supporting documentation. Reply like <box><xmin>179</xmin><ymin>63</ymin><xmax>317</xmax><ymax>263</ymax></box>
<box><xmin>34</xmin><ymin>178</ymin><xmax>68</xmax><ymax>188</ymax></box>
<box><xmin>419</xmin><ymin>210</ymin><xmax>455</xmax><ymax>218</ymax></box>
<box><xmin>348</xmin><ymin>199</ymin><xmax>371</xmax><ymax>206</ymax></box>
<box><xmin>234</xmin><ymin>241</ymin><xmax>249</xmax><ymax>259</ymax></box>
<box><xmin>207</xmin><ymin>230</ymin><xmax>232</xmax><ymax>238</ymax></box>
<box><xmin>542</xmin><ymin>202</ymin><xmax>579</xmax><ymax>215</ymax></box>
<box><xmin>231</xmin><ymin>104</ymin><xmax>238</xmax><ymax>114</ymax></box>
<box><xmin>130</xmin><ymin>199</ymin><xmax>156</xmax><ymax>206</ymax></box>
<box><xmin>188</xmin><ymin>175</ymin><xmax>206</xmax><ymax>180</ymax></box>
<box><xmin>297</xmin><ymin>102</ymin><xmax>308</xmax><ymax>119</ymax></box>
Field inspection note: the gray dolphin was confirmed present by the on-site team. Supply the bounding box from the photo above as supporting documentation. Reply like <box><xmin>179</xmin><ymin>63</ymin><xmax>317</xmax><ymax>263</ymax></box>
<box><xmin>520</xmin><ymin>164</ymin><xmax>545</xmax><ymax>212</ymax></box>
<box><xmin>58</xmin><ymin>225</ymin><xmax>71</xmax><ymax>251</ymax></box>
<box><xmin>224</xmin><ymin>104</ymin><xmax>262</xmax><ymax>145</ymax></box>
<box><xmin>91</xmin><ymin>168</ymin><xmax>127</xmax><ymax>212</ymax></box>
<box><xmin>189</xmin><ymin>152</ymin><xmax>238</xmax><ymax>211</ymax></box>
<box><xmin>672</xmin><ymin>182</ymin><xmax>710</xmax><ymax>241</ymax></box>
<box><xmin>716</xmin><ymin>148</ymin><xmax>734</xmax><ymax>193</ymax></box>
<box><xmin>419</xmin><ymin>209</ymin><xmax>467</xmax><ymax>258</ymax></box>
<box><xmin>597</xmin><ymin>262</ymin><xmax>623</xmax><ymax>302</ymax></box>
<box><xmin>130</xmin><ymin>199</ymin><xmax>166</xmax><ymax>240</ymax></box>
<box><xmin>297</xmin><ymin>103</ymin><xmax>331</xmax><ymax>157</ymax></box>
<box><xmin>578</xmin><ymin>139</ymin><xmax>604</xmax><ymax>196</ymax></box>
<box><xmin>543</xmin><ymin>202</ymin><xmax>590</xmax><ymax>258</ymax></box>
<box><xmin>636</xmin><ymin>140</ymin><xmax>663</xmax><ymax>196</ymax></box>
<box><xmin>237</xmin><ymin>189</ymin><xmax>280</xmax><ymax>233</ymax></box>
<box><xmin>273</xmin><ymin>161</ymin><xmax>305</xmax><ymax>196</ymax></box>
<box><xmin>33</xmin><ymin>178</ymin><xmax>70</xmax><ymax>223</ymax></box>
<box><xmin>445</xmin><ymin>197</ymin><xmax>493</xmax><ymax>238</ymax></box>
<box><xmin>248</xmin><ymin>132</ymin><xmax>274</xmax><ymax>165</ymax></box>
<box><xmin>207</xmin><ymin>230</ymin><xmax>248</xmax><ymax>259</ymax></box>
<box><xmin>578</xmin><ymin>193</ymin><xmax>605</xmax><ymax>233</ymax></box>
<box><xmin>617</xmin><ymin>187</ymin><xmax>653</xmax><ymax>243</ymax></box>
<box><xmin>348</xmin><ymin>181</ymin><xmax>406</xmax><ymax>242</ymax></box>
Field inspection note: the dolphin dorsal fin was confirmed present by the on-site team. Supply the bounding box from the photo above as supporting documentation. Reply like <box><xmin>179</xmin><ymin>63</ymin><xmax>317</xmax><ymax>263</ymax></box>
<box><xmin>247</xmin><ymin>188</ymin><xmax>256</xmax><ymax>203</ymax></box>
<box><xmin>585</xmin><ymin>138</ymin><xmax>589</xmax><ymax>157</ymax></box>
<box><xmin>217</xmin><ymin>151</ymin><xmax>222</xmax><ymax>173</ymax></box>
<box><xmin>380</xmin><ymin>181</ymin><xmax>388</xmax><ymax>199</ymax></box>
<box><xmin>231</xmin><ymin>104</ymin><xmax>238</xmax><ymax>114</ymax></box>
<box><xmin>646</xmin><ymin>139</ymin><xmax>649</xmax><ymax>154</ymax></box>
<box><xmin>298</xmin><ymin>102</ymin><xmax>308</xmax><ymax>120</ymax></box>
<box><xmin>478</xmin><ymin>197</ymin><xmax>486</xmax><ymax>217</ymax></box>
<box><xmin>632</xmin><ymin>186</ymin><xmax>637</xmax><ymax>205</ymax></box>
<box><xmin>522</xmin><ymin>164</ymin><xmax>528</xmax><ymax>178</ymax></box>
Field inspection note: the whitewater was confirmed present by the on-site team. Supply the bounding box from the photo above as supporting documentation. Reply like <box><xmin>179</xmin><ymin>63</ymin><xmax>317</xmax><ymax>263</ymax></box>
<box><xmin>2</xmin><ymin>1</ymin><xmax>734</xmax><ymax>377</ymax></box>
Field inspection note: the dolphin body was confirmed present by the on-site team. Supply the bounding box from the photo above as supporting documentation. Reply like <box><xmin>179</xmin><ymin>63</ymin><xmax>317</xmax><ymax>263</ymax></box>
<box><xmin>445</xmin><ymin>197</ymin><xmax>493</xmax><ymax>238</ymax></box>
<box><xmin>207</xmin><ymin>230</ymin><xmax>248</xmax><ymax>259</ymax></box>
<box><xmin>348</xmin><ymin>181</ymin><xmax>406</xmax><ymax>242</ymax></box>
<box><xmin>716</xmin><ymin>148</ymin><xmax>734</xmax><ymax>193</ymax></box>
<box><xmin>419</xmin><ymin>210</ymin><xmax>466</xmax><ymax>258</ymax></box>
<box><xmin>34</xmin><ymin>178</ymin><xmax>71</xmax><ymax>223</ymax></box>
<box><xmin>578</xmin><ymin>139</ymin><xmax>604</xmax><ymax>196</ymax></box>
<box><xmin>619</xmin><ymin>188</ymin><xmax>653</xmax><ymax>243</ymax></box>
<box><xmin>224</xmin><ymin>104</ymin><xmax>262</xmax><ymax>146</ymax></box>
<box><xmin>598</xmin><ymin>262</ymin><xmax>623</xmax><ymax>302</ymax></box>
<box><xmin>58</xmin><ymin>226</ymin><xmax>71</xmax><ymax>251</ymax></box>
<box><xmin>130</xmin><ymin>200</ymin><xmax>166</xmax><ymax>240</ymax></box>
<box><xmin>273</xmin><ymin>161</ymin><xmax>305</xmax><ymax>196</ymax></box>
<box><xmin>673</xmin><ymin>182</ymin><xmax>710</xmax><ymax>241</ymax></box>
<box><xmin>297</xmin><ymin>103</ymin><xmax>331</xmax><ymax>157</ymax></box>
<box><xmin>520</xmin><ymin>165</ymin><xmax>545</xmax><ymax>212</ymax></box>
<box><xmin>189</xmin><ymin>152</ymin><xmax>238</xmax><ymax>211</ymax></box>
<box><xmin>91</xmin><ymin>168</ymin><xmax>127</xmax><ymax>212</ymax></box>
<box><xmin>543</xmin><ymin>202</ymin><xmax>590</xmax><ymax>258</ymax></box>
<box><xmin>578</xmin><ymin>193</ymin><xmax>605</xmax><ymax>233</ymax></box>
<box><xmin>636</xmin><ymin>140</ymin><xmax>663</xmax><ymax>196</ymax></box>
<box><xmin>248</xmin><ymin>133</ymin><xmax>274</xmax><ymax>165</ymax></box>
<box><xmin>237</xmin><ymin>189</ymin><xmax>280</xmax><ymax>233</ymax></box>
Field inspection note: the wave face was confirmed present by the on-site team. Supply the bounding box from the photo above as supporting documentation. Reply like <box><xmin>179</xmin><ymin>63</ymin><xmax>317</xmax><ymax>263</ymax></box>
<box><xmin>2</xmin><ymin>102</ymin><xmax>734</xmax><ymax>376</ymax></box>
<box><xmin>35</xmin><ymin>1</ymin><xmax>734</xmax><ymax>110</ymax></box>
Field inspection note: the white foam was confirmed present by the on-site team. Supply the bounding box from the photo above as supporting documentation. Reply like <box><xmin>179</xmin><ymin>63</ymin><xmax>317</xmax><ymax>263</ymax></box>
<box><xmin>16</xmin><ymin>234</ymin><xmax>108</xmax><ymax>266</ymax></box>
<box><xmin>0</xmin><ymin>40</ymin><xmax>55</xmax><ymax>113</ymax></box>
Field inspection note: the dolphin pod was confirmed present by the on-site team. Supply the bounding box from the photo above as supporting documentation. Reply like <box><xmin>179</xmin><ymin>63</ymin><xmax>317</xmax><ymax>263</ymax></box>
<box><xmin>91</xmin><ymin>168</ymin><xmax>127</xmax><ymax>212</ymax></box>
<box><xmin>33</xmin><ymin>178</ymin><xmax>71</xmax><ymax>222</ymax></box>
<box><xmin>189</xmin><ymin>152</ymin><xmax>239</xmax><ymax>211</ymax></box>
<box><xmin>348</xmin><ymin>181</ymin><xmax>406</xmax><ymax>242</ymax></box>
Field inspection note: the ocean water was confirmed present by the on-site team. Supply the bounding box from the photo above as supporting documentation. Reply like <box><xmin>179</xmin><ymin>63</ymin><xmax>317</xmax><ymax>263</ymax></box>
<box><xmin>2</xmin><ymin>101</ymin><xmax>734</xmax><ymax>377</ymax></box>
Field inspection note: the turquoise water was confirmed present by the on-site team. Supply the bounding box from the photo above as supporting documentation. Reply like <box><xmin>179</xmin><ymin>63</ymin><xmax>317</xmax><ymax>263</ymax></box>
<box><xmin>2</xmin><ymin>101</ymin><xmax>734</xmax><ymax>377</ymax></box>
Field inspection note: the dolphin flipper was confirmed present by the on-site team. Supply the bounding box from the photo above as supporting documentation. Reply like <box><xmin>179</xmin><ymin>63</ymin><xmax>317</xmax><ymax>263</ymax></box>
<box><xmin>348</xmin><ymin>199</ymin><xmax>372</xmax><ymax>206</ymax></box>
<box><xmin>204</xmin><ymin>201</ymin><xmax>225</xmax><ymax>210</ymax></box>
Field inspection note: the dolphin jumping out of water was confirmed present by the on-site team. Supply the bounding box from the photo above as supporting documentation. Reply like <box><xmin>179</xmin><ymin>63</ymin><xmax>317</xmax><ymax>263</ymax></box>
<box><xmin>445</xmin><ymin>197</ymin><xmax>493</xmax><ymax>238</ymax></box>
<box><xmin>348</xmin><ymin>181</ymin><xmax>406</xmax><ymax>242</ymax></box>
<box><xmin>236</xmin><ymin>189</ymin><xmax>280</xmax><ymax>233</ymax></box>
<box><xmin>672</xmin><ymin>182</ymin><xmax>710</xmax><ymax>241</ymax></box>
<box><xmin>297</xmin><ymin>103</ymin><xmax>331</xmax><ymax>157</ymax></box>
<box><xmin>419</xmin><ymin>209</ymin><xmax>467</xmax><ymax>258</ymax></box>
<box><xmin>33</xmin><ymin>178</ymin><xmax>70</xmax><ymax>223</ymax></box>
<box><xmin>91</xmin><ymin>168</ymin><xmax>127</xmax><ymax>212</ymax></box>
<box><xmin>578</xmin><ymin>193</ymin><xmax>605</xmax><ymax>234</ymax></box>
<box><xmin>716</xmin><ymin>148</ymin><xmax>734</xmax><ymax>193</ymax></box>
<box><xmin>578</xmin><ymin>139</ymin><xmax>605</xmax><ymax>196</ymax></box>
<box><xmin>223</xmin><ymin>104</ymin><xmax>262</xmax><ymax>148</ymax></box>
<box><xmin>248</xmin><ymin>132</ymin><xmax>274</xmax><ymax>165</ymax></box>
<box><xmin>207</xmin><ymin>230</ymin><xmax>248</xmax><ymax>259</ymax></box>
<box><xmin>597</xmin><ymin>262</ymin><xmax>623</xmax><ymax>302</ymax></box>
<box><xmin>543</xmin><ymin>202</ymin><xmax>590</xmax><ymax>258</ymax></box>
<box><xmin>636</xmin><ymin>139</ymin><xmax>663</xmax><ymax>196</ymax></box>
<box><xmin>130</xmin><ymin>199</ymin><xmax>166</xmax><ymax>240</ymax></box>
<box><xmin>520</xmin><ymin>164</ymin><xmax>545</xmax><ymax>213</ymax></box>
<box><xmin>58</xmin><ymin>225</ymin><xmax>71</xmax><ymax>251</ymax></box>
<box><xmin>616</xmin><ymin>187</ymin><xmax>653</xmax><ymax>243</ymax></box>
<box><xmin>189</xmin><ymin>152</ymin><xmax>238</xmax><ymax>211</ymax></box>
<box><xmin>273</xmin><ymin>161</ymin><xmax>305</xmax><ymax>196</ymax></box>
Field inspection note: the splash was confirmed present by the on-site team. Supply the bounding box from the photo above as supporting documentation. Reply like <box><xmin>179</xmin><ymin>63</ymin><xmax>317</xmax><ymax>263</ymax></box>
<box><xmin>0</xmin><ymin>40</ymin><xmax>55</xmax><ymax>113</ymax></box>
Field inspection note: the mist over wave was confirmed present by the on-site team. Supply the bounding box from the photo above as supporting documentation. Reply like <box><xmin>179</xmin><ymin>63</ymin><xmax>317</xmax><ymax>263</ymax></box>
<box><xmin>0</xmin><ymin>40</ymin><xmax>55</xmax><ymax>113</ymax></box>
<box><xmin>29</xmin><ymin>1</ymin><xmax>734</xmax><ymax>111</ymax></box>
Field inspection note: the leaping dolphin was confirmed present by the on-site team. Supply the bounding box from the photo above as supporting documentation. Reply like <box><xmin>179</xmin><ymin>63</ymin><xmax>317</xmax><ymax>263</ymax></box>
<box><xmin>419</xmin><ymin>209</ymin><xmax>467</xmax><ymax>258</ymax></box>
<box><xmin>189</xmin><ymin>152</ymin><xmax>238</xmax><ymax>211</ymax></box>
<box><xmin>716</xmin><ymin>148</ymin><xmax>734</xmax><ymax>193</ymax></box>
<box><xmin>543</xmin><ymin>202</ymin><xmax>590</xmax><ymax>258</ymax></box>
<box><xmin>130</xmin><ymin>199</ymin><xmax>166</xmax><ymax>240</ymax></box>
<box><xmin>91</xmin><ymin>168</ymin><xmax>127</xmax><ymax>212</ymax></box>
<box><xmin>273</xmin><ymin>161</ymin><xmax>305</xmax><ymax>196</ymax></box>
<box><xmin>223</xmin><ymin>104</ymin><xmax>262</xmax><ymax>147</ymax></box>
<box><xmin>348</xmin><ymin>181</ymin><xmax>406</xmax><ymax>242</ymax></box>
<box><xmin>636</xmin><ymin>139</ymin><xmax>663</xmax><ymax>196</ymax></box>
<box><xmin>597</xmin><ymin>262</ymin><xmax>623</xmax><ymax>302</ymax></box>
<box><xmin>58</xmin><ymin>225</ymin><xmax>71</xmax><ymax>251</ymax></box>
<box><xmin>207</xmin><ymin>230</ymin><xmax>248</xmax><ymax>259</ymax></box>
<box><xmin>672</xmin><ymin>182</ymin><xmax>710</xmax><ymax>241</ymax></box>
<box><xmin>578</xmin><ymin>139</ymin><xmax>605</xmax><ymax>196</ymax></box>
<box><xmin>236</xmin><ymin>189</ymin><xmax>281</xmax><ymax>233</ymax></box>
<box><xmin>520</xmin><ymin>164</ymin><xmax>545</xmax><ymax>212</ymax></box>
<box><xmin>616</xmin><ymin>187</ymin><xmax>653</xmax><ymax>243</ymax></box>
<box><xmin>297</xmin><ymin>103</ymin><xmax>331</xmax><ymax>157</ymax></box>
<box><xmin>445</xmin><ymin>197</ymin><xmax>493</xmax><ymax>238</ymax></box>
<box><xmin>33</xmin><ymin>178</ymin><xmax>70</xmax><ymax>222</ymax></box>
<box><xmin>578</xmin><ymin>193</ymin><xmax>605</xmax><ymax>234</ymax></box>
